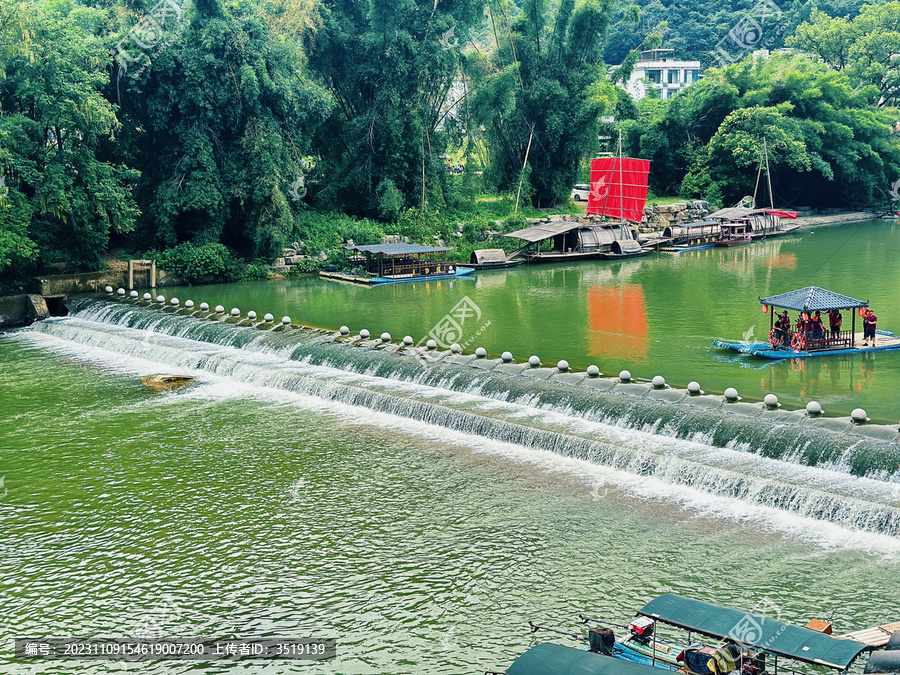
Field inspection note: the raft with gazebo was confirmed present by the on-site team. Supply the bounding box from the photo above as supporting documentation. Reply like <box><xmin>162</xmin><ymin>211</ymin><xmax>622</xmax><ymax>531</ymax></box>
<box><xmin>712</xmin><ymin>286</ymin><xmax>900</xmax><ymax>359</ymax></box>
<box><xmin>320</xmin><ymin>243</ymin><xmax>475</xmax><ymax>285</ymax></box>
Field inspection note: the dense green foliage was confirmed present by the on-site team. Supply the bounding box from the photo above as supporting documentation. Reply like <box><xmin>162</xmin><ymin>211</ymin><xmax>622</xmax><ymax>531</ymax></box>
<box><xmin>470</xmin><ymin>0</ymin><xmax>617</xmax><ymax>208</ymax></box>
<box><xmin>4</xmin><ymin>0</ymin><xmax>900</xmax><ymax>287</ymax></box>
<box><xmin>304</xmin><ymin>0</ymin><xmax>483</xmax><ymax>217</ymax></box>
<box><xmin>0</xmin><ymin>0</ymin><xmax>139</xmax><ymax>276</ymax></box>
<box><xmin>621</xmin><ymin>54</ymin><xmax>900</xmax><ymax>207</ymax></box>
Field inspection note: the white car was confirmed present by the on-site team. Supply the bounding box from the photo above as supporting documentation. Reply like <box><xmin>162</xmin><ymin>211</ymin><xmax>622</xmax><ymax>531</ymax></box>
<box><xmin>571</xmin><ymin>184</ymin><xmax>590</xmax><ymax>201</ymax></box>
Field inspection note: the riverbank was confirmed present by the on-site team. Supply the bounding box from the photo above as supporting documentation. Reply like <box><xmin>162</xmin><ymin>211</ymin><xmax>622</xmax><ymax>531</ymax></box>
<box><xmin>794</xmin><ymin>211</ymin><xmax>875</xmax><ymax>227</ymax></box>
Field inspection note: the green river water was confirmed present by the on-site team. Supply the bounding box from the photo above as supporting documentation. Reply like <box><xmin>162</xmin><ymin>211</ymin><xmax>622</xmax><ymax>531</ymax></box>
<box><xmin>164</xmin><ymin>219</ymin><xmax>900</xmax><ymax>422</ymax></box>
<box><xmin>2</xmin><ymin>218</ymin><xmax>900</xmax><ymax>675</ymax></box>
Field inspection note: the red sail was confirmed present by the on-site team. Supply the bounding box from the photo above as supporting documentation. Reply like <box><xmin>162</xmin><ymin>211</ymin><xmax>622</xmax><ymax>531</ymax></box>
<box><xmin>586</xmin><ymin>157</ymin><xmax>650</xmax><ymax>222</ymax></box>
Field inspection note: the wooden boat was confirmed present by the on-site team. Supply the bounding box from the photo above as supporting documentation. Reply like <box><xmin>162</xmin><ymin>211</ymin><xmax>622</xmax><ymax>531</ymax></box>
<box><xmin>713</xmin><ymin>286</ymin><xmax>900</xmax><ymax>359</ymax></box>
<box><xmin>708</xmin><ymin>207</ymin><xmax>800</xmax><ymax>239</ymax></box>
<box><xmin>662</xmin><ymin>221</ymin><xmax>720</xmax><ymax>251</ymax></box>
<box><xmin>714</xmin><ymin>219</ymin><xmax>752</xmax><ymax>246</ymax></box>
<box><xmin>504</xmin><ymin>133</ymin><xmax>651</xmax><ymax>263</ymax></box>
<box><xmin>321</xmin><ymin>243</ymin><xmax>474</xmax><ymax>285</ymax></box>
<box><xmin>468</xmin><ymin>249</ymin><xmax>525</xmax><ymax>270</ymax></box>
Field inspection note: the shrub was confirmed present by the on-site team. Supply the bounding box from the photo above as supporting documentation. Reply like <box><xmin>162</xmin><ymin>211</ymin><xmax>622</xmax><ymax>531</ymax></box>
<box><xmin>156</xmin><ymin>243</ymin><xmax>243</xmax><ymax>284</ymax></box>
<box><xmin>376</xmin><ymin>179</ymin><xmax>404</xmax><ymax>221</ymax></box>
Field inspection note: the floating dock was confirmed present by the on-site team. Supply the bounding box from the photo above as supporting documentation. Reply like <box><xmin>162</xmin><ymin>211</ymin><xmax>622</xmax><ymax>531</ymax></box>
<box><xmin>713</xmin><ymin>331</ymin><xmax>900</xmax><ymax>360</ymax></box>
<box><xmin>838</xmin><ymin>621</ymin><xmax>900</xmax><ymax>647</ymax></box>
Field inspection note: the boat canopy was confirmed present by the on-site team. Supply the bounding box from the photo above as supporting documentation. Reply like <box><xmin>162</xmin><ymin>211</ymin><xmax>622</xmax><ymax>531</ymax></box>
<box><xmin>761</xmin><ymin>208</ymin><xmax>798</xmax><ymax>219</ymax></box>
<box><xmin>506</xmin><ymin>643</ymin><xmax>661</xmax><ymax>675</ymax></box>
<box><xmin>637</xmin><ymin>595</ymin><xmax>870</xmax><ymax>670</ymax></box>
<box><xmin>347</xmin><ymin>243</ymin><xmax>450</xmax><ymax>256</ymax></box>
<box><xmin>759</xmin><ymin>286</ymin><xmax>868</xmax><ymax>312</ymax></box>
<box><xmin>504</xmin><ymin>221</ymin><xmax>583</xmax><ymax>243</ymax></box>
<box><xmin>470</xmin><ymin>249</ymin><xmax>508</xmax><ymax>264</ymax></box>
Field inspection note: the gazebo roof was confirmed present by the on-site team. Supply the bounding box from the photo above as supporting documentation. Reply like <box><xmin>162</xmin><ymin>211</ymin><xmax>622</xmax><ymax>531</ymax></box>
<box><xmin>760</xmin><ymin>286</ymin><xmax>868</xmax><ymax>312</ymax></box>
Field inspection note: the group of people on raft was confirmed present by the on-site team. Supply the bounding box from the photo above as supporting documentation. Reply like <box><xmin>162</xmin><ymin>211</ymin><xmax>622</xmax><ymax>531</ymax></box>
<box><xmin>771</xmin><ymin>307</ymin><xmax>878</xmax><ymax>349</ymax></box>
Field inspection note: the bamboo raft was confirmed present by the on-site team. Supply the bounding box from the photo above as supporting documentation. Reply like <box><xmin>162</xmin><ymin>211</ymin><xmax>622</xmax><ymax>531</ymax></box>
<box><xmin>838</xmin><ymin>621</ymin><xmax>900</xmax><ymax>647</ymax></box>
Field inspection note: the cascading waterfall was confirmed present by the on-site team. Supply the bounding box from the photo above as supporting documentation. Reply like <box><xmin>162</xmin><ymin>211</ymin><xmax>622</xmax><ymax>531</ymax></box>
<box><xmin>16</xmin><ymin>298</ymin><xmax>900</xmax><ymax>537</ymax></box>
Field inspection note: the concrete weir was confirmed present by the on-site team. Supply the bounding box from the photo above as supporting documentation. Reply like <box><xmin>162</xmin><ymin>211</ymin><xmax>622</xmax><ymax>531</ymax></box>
<box><xmin>106</xmin><ymin>294</ymin><xmax>900</xmax><ymax>446</ymax></box>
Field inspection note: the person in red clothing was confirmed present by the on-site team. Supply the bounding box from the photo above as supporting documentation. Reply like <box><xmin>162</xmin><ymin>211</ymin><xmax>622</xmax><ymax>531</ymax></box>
<box><xmin>863</xmin><ymin>308</ymin><xmax>878</xmax><ymax>346</ymax></box>
<box><xmin>809</xmin><ymin>311</ymin><xmax>825</xmax><ymax>340</ymax></box>
<box><xmin>828</xmin><ymin>309</ymin><xmax>842</xmax><ymax>338</ymax></box>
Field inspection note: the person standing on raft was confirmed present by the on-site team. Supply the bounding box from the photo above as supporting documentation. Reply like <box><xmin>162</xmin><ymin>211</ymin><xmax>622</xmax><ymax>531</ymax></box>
<box><xmin>828</xmin><ymin>309</ymin><xmax>842</xmax><ymax>338</ymax></box>
<box><xmin>863</xmin><ymin>308</ymin><xmax>878</xmax><ymax>346</ymax></box>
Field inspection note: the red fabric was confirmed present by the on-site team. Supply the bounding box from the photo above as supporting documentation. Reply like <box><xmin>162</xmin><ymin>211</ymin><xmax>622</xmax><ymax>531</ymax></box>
<box><xmin>586</xmin><ymin>157</ymin><xmax>650</xmax><ymax>222</ymax></box>
<box><xmin>761</xmin><ymin>209</ymin><xmax>799</xmax><ymax>219</ymax></box>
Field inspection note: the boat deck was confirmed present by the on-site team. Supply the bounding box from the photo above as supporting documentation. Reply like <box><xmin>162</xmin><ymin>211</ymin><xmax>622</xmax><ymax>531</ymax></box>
<box><xmin>838</xmin><ymin>621</ymin><xmax>900</xmax><ymax>647</ymax></box>
<box><xmin>713</xmin><ymin>331</ymin><xmax>900</xmax><ymax>359</ymax></box>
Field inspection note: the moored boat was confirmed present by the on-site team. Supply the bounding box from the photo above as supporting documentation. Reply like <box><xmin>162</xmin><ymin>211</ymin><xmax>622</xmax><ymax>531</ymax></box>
<box><xmin>320</xmin><ymin>243</ymin><xmax>474</xmax><ymax>285</ymax></box>
<box><xmin>468</xmin><ymin>249</ymin><xmax>525</xmax><ymax>270</ymax></box>
<box><xmin>714</xmin><ymin>219</ymin><xmax>752</xmax><ymax>246</ymax></box>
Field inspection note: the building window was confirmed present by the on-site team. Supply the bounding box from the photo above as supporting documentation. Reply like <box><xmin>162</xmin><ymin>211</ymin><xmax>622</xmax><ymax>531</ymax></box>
<box><xmin>646</xmin><ymin>70</ymin><xmax>661</xmax><ymax>84</ymax></box>
<box><xmin>668</xmin><ymin>70</ymin><xmax>679</xmax><ymax>84</ymax></box>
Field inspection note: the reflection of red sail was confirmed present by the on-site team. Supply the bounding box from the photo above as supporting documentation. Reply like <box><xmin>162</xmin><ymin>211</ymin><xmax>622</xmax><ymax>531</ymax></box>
<box><xmin>586</xmin><ymin>157</ymin><xmax>650</xmax><ymax>222</ymax></box>
<box><xmin>587</xmin><ymin>286</ymin><xmax>648</xmax><ymax>361</ymax></box>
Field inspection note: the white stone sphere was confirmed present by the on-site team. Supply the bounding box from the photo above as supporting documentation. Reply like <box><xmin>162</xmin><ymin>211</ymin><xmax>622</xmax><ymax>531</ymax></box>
<box><xmin>528</xmin><ymin>355</ymin><xmax>541</xmax><ymax>367</ymax></box>
<box><xmin>185</xmin><ymin>300</ymin><xmax>194</xmax><ymax>308</ymax></box>
<box><xmin>105</xmin><ymin>286</ymin><xmax>114</xmax><ymax>293</ymax></box>
<box><xmin>215</xmin><ymin>305</ymin><xmax>225</xmax><ymax>313</ymax></box>
<box><xmin>764</xmin><ymin>394</ymin><xmax>779</xmax><ymax>408</ymax></box>
<box><xmin>170</xmin><ymin>298</ymin><xmax>179</xmax><ymax>306</ymax></box>
<box><xmin>450</xmin><ymin>343</ymin><xmax>462</xmax><ymax>353</ymax></box>
<box><xmin>851</xmin><ymin>408</ymin><xmax>868</xmax><ymax>423</ymax></box>
<box><xmin>403</xmin><ymin>335</ymin><xmax>414</xmax><ymax>346</ymax></box>
<box><xmin>339</xmin><ymin>326</ymin><xmax>350</xmax><ymax>335</ymax></box>
<box><xmin>586</xmin><ymin>365</ymin><xmax>600</xmax><ymax>377</ymax></box>
<box><xmin>619</xmin><ymin>370</ymin><xmax>632</xmax><ymax>382</ymax></box>
<box><xmin>652</xmin><ymin>375</ymin><xmax>666</xmax><ymax>389</ymax></box>
<box><xmin>281</xmin><ymin>316</ymin><xmax>291</xmax><ymax>324</ymax></box>
<box><xmin>426</xmin><ymin>339</ymin><xmax>437</xmax><ymax>349</ymax></box>
<box><xmin>264</xmin><ymin>313</ymin><xmax>274</xmax><ymax>322</ymax></box>
<box><xmin>806</xmin><ymin>401</ymin><xmax>822</xmax><ymax>415</ymax></box>
<box><xmin>557</xmin><ymin>360</ymin><xmax>569</xmax><ymax>372</ymax></box>
<box><xmin>687</xmin><ymin>381</ymin><xmax>702</xmax><ymax>395</ymax></box>
<box><xmin>475</xmin><ymin>347</ymin><xmax>487</xmax><ymax>358</ymax></box>
<box><xmin>247</xmin><ymin>310</ymin><xmax>257</xmax><ymax>319</ymax></box>
<box><xmin>117</xmin><ymin>288</ymin><xmax>126</xmax><ymax>296</ymax></box>
<box><xmin>359</xmin><ymin>329</ymin><xmax>370</xmax><ymax>338</ymax></box>
<box><xmin>156</xmin><ymin>295</ymin><xmax>166</xmax><ymax>303</ymax></box>
<box><xmin>380</xmin><ymin>332</ymin><xmax>391</xmax><ymax>342</ymax></box>
<box><xmin>200</xmin><ymin>302</ymin><xmax>209</xmax><ymax>311</ymax></box>
<box><xmin>143</xmin><ymin>293</ymin><xmax>152</xmax><ymax>301</ymax></box>
<box><xmin>501</xmin><ymin>351</ymin><xmax>513</xmax><ymax>362</ymax></box>
<box><xmin>130</xmin><ymin>290</ymin><xmax>139</xmax><ymax>298</ymax></box>
<box><xmin>724</xmin><ymin>387</ymin><xmax>739</xmax><ymax>401</ymax></box>
<box><xmin>230</xmin><ymin>307</ymin><xmax>240</xmax><ymax>316</ymax></box>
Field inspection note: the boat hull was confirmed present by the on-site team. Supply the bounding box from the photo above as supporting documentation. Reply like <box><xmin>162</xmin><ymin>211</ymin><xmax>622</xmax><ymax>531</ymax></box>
<box><xmin>714</xmin><ymin>239</ymin><xmax>751</xmax><ymax>247</ymax></box>
<box><xmin>369</xmin><ymin>267</ymin><xmax>474</xmax><ymax>284</ymax></box>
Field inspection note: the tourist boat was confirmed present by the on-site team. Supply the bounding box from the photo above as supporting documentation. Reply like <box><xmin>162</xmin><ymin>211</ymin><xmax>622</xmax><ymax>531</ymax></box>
<box><xmin>714</xmin><ymin>218</ymin><xmax>752</xmax><ymax>246</ymax></box>
<box><xmin>661</xmin><ymin>221</ymin><xmax>720</xmax><ymax>251</ymax></box>
<box><xmin>468</xmin><ymin>249</ymin><xmax>525</xmax><ymax>270</ymax></box>
<box><xmin>713</xmin><ymin>286</ymin><xmax>900</xmax><ymax>359</ymax></box>
<box><xmin>708</xmin><ymin>206</ymin><xmax>800</xmax><ymax>239</ymax></box>
<box><xmin>319</xmin><ymin>243</ymin><xmax>474</xmax><ymax>285</ymax></box>
<box><xmin>503</xmin><ymin>134</ymin><xmax>651</xmax><ymax>263</ymax></box>
<box><xmin>496</xmin><ymin>593</ymin><xmax>882</xmax><ymax>675</ymax></box>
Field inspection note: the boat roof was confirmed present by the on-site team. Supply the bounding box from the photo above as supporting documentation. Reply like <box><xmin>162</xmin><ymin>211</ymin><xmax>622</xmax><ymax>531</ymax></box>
<box><xmin>759</xmin><ymin>286</ymin><xmax>868</xmax><ymax>311</ymax></box>
<box><xmin>709</xmin><ymin>207</ymin><xmax>761</xmax><ymax>219</ymax></box>
<box><xmin>347</xmin><ymin>243</ymin><xmax>450</xmax><ymax>256</ymax></box>
<box><xmin>709</xmin><ymin>207</ymin><xmax>798</xmax><ymax>220</ymax></box>
<box><xmin>504</xmin><ymin>221</ymin><xmax>584</xmax><ymax>243</ymax></box>
<box><xmin>506</xmin><ymin>643</ymin><xmax>662</xmax><ymax>675</ymax></box>
<box><xmin>637</xmin><ymin>595</ymin><xmax>870</xmax><ymax>669</ymax></box>
<box><xmin>471</xmin><ymin>249</ymin><xmax>508</xmax><ymax>264</ymax></box>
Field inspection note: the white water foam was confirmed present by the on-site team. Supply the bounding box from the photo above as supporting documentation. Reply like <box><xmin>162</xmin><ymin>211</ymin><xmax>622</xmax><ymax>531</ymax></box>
<box><xmin>8</xmin><ymin>319</ymin><xmax>900</xmax><ymax>555</ymax></box>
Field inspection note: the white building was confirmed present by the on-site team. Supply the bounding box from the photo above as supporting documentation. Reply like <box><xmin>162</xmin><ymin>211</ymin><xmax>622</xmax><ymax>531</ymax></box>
<box><xmin>624</xmin><ymin>49</ymin><xmax>702</xmax><ymax>101</ymax></box>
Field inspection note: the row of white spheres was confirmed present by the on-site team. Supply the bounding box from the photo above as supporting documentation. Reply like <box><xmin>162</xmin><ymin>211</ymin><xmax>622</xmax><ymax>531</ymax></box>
<box><xmin>115</xmin><ymin>293</ymin><xmax>869</xmax><ymax>419</ymax></box>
